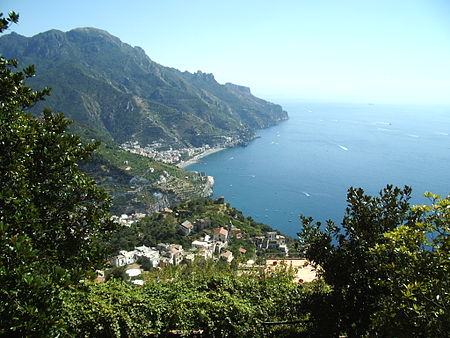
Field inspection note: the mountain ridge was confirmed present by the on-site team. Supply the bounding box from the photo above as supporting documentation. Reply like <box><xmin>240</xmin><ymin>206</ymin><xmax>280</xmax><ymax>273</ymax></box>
<box><xmin>0</xmin><ymin>27</ymin><xmax>288</xmax><ymax>148</ymax></box>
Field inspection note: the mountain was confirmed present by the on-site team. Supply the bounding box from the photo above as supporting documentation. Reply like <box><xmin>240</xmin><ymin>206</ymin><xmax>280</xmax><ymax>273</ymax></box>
<box><xmin>0</xmin><ymin>28</ymin><xmax>288</xmax><ymax>148</ymax></box>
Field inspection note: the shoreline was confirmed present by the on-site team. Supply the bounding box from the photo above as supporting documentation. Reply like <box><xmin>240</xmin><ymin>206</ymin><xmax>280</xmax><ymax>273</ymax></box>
<box><xmin>177</xmin><ymin>147</ymin><xmax>226</xmax><ymax>168</ymax></box>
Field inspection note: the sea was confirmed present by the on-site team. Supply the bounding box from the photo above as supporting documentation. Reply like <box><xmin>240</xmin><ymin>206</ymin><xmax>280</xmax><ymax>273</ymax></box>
<box><xmin>187</xmin><ymin>101</ymin><xmax>450</xmax><ymax>237</ymax></box>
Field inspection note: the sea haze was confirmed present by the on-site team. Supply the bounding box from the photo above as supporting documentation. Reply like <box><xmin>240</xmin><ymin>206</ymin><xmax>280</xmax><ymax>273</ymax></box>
<box><xmin>187</xmin><ymin>101</ymin><xmax>450</xmax><ymax>237</ymax></box>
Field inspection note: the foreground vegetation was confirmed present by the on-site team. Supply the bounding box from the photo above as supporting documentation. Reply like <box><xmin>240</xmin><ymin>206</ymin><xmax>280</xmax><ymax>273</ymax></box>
<box><xmin>58</xmin><ymin>261</ymin><xmax>327</xmax><ymax>337</ymax></box>
<box><xmin>1</xmin><ymin>12</ymin><xmax>448</xmax><ymax>336</ymax></box>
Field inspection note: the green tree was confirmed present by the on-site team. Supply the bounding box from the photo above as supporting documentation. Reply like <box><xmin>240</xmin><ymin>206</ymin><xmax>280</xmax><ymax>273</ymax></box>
<box><xmin>0</xmin><ymin>11</ymin><xmax>18</xmax><ymax>32</ymax></box>
<box><xmin>298</xmin><ymin>185</ymin><xmax>414</xmax><ymax>336</ymax></box>
<box><xmin>299</xmin><ymin>186</ymin><xmax>450</xmax><ymax>337</ymax></box>
<box><xmin>0</xmin><ymin>15</ymin><xmax>116</xmax><ymax>335</ymax></box>
<box><xmin>369</xmin><ymin>192</ymin><xmax>449</xmax><ymax>336</ymax></box>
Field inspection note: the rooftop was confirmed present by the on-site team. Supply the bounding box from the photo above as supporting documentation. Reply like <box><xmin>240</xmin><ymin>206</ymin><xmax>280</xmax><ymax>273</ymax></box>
<box><xmin>213</xmin><ymin>227</ymin><xmax>228</xmax><ymax>235</ymax></box>
<box><xmin>265</xmin><ymin>259</ymin><xmax>319</xmax><ymax>283</ymax></box>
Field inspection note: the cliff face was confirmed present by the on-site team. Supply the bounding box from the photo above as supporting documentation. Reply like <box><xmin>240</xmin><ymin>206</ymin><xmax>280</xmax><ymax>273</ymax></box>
<box><xmin>0</xmin><ymin>28</ymin><xmax>288</xmax><ymax>148</ymax></box>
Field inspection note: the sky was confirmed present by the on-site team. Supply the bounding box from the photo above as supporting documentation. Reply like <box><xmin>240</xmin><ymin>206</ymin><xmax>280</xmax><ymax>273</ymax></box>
<box><xmin>2</xmin><ymin>0</ymin><xmax>450</xmax><ymax>104</ymax></box>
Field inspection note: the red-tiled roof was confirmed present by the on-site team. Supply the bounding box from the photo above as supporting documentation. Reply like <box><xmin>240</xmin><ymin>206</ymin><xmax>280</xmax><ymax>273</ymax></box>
<box><xmin>213</xmin><ymin>227</ymin><xmax>228</xmax><ymax>235</ymax></box>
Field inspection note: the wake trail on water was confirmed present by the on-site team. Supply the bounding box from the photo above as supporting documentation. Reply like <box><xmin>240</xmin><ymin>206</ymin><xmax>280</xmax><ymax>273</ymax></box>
<box><xmin>337</xmin><ymin>144</ymin><xmax>349</xmax><ymax>151</ymax></box>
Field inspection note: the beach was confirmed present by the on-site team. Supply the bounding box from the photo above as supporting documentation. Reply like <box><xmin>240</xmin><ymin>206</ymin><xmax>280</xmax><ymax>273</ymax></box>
<box><xmin>177</xmin><ymin>147</ymin><xmax>226</xmax><ymax>168</ymax></box>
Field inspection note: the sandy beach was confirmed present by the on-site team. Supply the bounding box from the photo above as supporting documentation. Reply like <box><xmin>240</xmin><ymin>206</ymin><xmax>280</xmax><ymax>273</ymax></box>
<box><xmin>177</xmin><ymin>147</ymin><xmax>226</xmax><ymax>168</ymax></box>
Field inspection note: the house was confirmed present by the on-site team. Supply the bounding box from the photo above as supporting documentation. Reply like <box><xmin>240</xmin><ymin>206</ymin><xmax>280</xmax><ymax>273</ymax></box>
<box><xmin>134</xmin><ymin>245</ymin><xmax>160</xmax><ymax>268</ymax></box>
<box><xmin>212</xmin><ymin>227</ymin><xmax>229</xmax><ymax>242</ymax></box>
<box><xmin>220</xmin><ymin>250</ymin><xmax>234</xmax><ymax>263</ymax></box>
<box><xmin>213</xmin><ymin>240</ymin><xmax>228</xmax><ymax>254</ymax></box>
<box><xmin>179</xmin><ymin>220</ymin><xmax>193</xmax><ymax>236</ymax></box>
<box><xmin>194</xmin><ymin>218</ymin><xmax>211</xmax><ymax>232</ymax></box>
<box><xmin>196</xmin><ymin>248</ymin><xmax>214</xmax><ymax>260</ymax></box>
<box><xmin>192</xmin><ymin>240</ymin><xmax>212</xmax><ymax>250</ymax></box>
<box><xmin>232</xmin><ymin>229</ymin><xmax>243</xmax><ymax>239</ymax></box>
<box><xmin>266</xmin><ymin>232</ymin><xmax>277</xmax><ymax>241</ymax></box>
<box><xmin>113</xmin><ymin>250</ymin><xmax>136</xmax><ymax>267</ymax></box>
<box><xmin>253</xmin><ymin>232</ymin><xmax>289</xmax><ymax>255</ymax></box>
<box><xmin>161</xmin><ymin>244</ymin><xmax>184</xmax><ymax>265</ymax></box>
<box><xmin>191</xmin><ymin>240</ymin><xmax>215</xmax><ymax>259</ymax></box>
<box><xmin>112</xmin><ymin>245</ymin><xmax>160</xmax><ymax>268</ymax></box>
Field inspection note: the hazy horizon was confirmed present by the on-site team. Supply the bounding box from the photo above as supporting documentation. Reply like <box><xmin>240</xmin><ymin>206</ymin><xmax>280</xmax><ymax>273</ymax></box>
<box><xmin>2</xmin><ymin>0</ymin><xmax>450</xmax><ymax>105</ymax></box>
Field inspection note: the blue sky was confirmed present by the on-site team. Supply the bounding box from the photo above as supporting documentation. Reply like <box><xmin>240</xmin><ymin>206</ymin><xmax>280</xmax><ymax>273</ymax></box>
<box><xmin>2</xmin><ymin>0</ymin><xmax>450</xmax><ymax>104</ymax></box>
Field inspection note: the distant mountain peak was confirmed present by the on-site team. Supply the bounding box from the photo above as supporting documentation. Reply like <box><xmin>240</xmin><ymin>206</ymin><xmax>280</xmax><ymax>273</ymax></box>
<box><xmin>66</xmin><ymin>27</ymin><xmax>126</xmax><ymax>47</ymax></box>
<box><xmin>70</xmin><ymin>27</ymin><xmax>111</xmax><ymax>34</ymax></box>
<box><xmin>194</xmin><ymin>70</ymin><xmax>216</xmax><ymax>81</ymax></box>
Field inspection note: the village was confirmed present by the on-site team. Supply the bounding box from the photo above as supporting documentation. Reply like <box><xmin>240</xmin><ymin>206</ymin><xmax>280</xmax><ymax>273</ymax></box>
<box><xmin>105</xmin><ymin>198</ymin><xmax>318</xmax><ymax>286</ymax></box>
<box><xmin>120</xmin><ymin>136</ymin><xmax>240</xmax><ymax>166</ymax></box>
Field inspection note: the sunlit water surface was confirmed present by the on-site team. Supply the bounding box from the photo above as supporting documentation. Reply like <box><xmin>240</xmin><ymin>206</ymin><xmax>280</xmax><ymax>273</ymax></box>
<box><xmin>187</xmin><ymin>102</ymin><xmax>450</xmax><ymax>237</ymax></box>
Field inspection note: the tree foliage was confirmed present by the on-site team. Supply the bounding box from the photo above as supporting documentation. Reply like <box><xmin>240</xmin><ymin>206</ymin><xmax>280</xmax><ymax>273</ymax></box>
<box><xmin>57</xmin><ymin>260</ymin><xmax>323</xmax><ymax>337</ymax></box>
<box><xmin>0</xmin><ymin>11</ymin><xmax>18</xmax><ymax>33</ymax></box>
<box><xmin>299</xmin><ymin>185</ymin><xmax>449</xmax><ymax>336</ymax></box>
<box><xmin>369</xmin><ymin>192</ymin><xmax>449</xmax><ymax>336</ymax></box>
<box><xmin>0</xmin><ymin>16</ymin><xmax>116</xmax><ymax>335</ymax></box>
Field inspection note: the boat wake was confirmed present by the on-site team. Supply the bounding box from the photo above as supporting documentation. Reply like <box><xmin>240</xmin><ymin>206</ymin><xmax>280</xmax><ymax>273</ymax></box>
<box><xmin>337</xmin><ymin>144</ymin><xmax>349</xmax><ymax>151</ymax></box>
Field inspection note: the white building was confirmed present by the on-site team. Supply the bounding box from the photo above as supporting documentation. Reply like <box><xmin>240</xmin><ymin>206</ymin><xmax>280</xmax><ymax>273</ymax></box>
<box><xmin>112</xmin><ymin>245</ymin><xmax>160</xmax><ymax>267</ymax></box>
<box><xmin>113</xmin><ymin>250</ymin><xmax>136</xmax><ymax>267</ymax></box>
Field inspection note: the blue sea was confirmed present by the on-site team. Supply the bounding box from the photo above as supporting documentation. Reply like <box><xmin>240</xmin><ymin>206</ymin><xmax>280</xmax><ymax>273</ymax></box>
<box><xmin>187</xmin><ymin>101</ymin><xmax>450</xmax><ymax>237</ymax></box>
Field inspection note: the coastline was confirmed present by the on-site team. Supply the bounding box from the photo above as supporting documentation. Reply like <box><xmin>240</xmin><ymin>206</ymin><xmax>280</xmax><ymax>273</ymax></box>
<box><xmin>177</xmin><ymin>147</ymin><xmax>226</xmax><ymax>168</ymax></box>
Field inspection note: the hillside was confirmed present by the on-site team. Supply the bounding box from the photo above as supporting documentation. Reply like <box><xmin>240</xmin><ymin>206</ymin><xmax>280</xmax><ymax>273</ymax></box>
<box><xmin>0</xmin><ymin>28</ymin><xmax>288</xmax><ymax>148</ymax></box>
<box><xmin>71</xmin><ymin>121</ymin><xmax>212</xmax><ymax>214</ymax></box>
<box><xmin>107</xmin><ymin>196</ymin><xmax>296</xmax><ymax>258</ymax></box>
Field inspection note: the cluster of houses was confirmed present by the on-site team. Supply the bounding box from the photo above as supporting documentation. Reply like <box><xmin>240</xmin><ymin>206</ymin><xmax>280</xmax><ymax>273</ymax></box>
<box><xmin>112</xmin><ymin>221</ymin><xmax>238</xmax><ymax>268</ymax></box>
<box><xmin>120</xmin><ymin>137</ymin><xmax>242</xmax><ymax>165</ymax></box>
<box><xmin>110</xmin><ymin>198</ymin><xmax>291</xmax><ymax>286</ymax></box>
<box><xmin>112</xmin><ymin>215</ymin><xmax>290</xmax><ymax>271</ymax></box>
<box><xmin>177</xmin><ymin>217</ymin><xmax>249</xmax><ymax>263</ymax></box>
<box><xmin>121</xmin><ymin>141</ymin><xmax>214</xmax><ymax>165</ymax></box>
<box><xmin>111</xmin><ymin>213</ymin><xmax>146</xmax><ymax>227</ymax></box>
<box><xmin>112</xmin><ymin>243</ymin><xmax>183</xmax><ymax>268</ymax></box>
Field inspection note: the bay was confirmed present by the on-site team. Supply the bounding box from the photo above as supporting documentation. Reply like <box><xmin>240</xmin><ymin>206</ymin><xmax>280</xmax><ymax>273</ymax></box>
<box><xmin>187</xmin><ymin>101</ymin><xmax>450</xmax><ymax>237</ymax></box>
